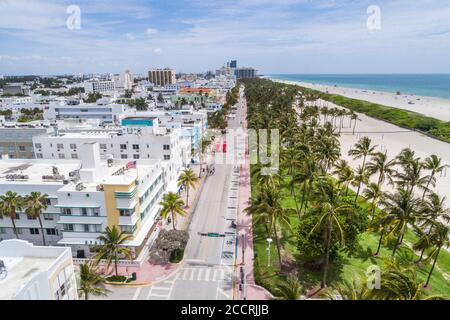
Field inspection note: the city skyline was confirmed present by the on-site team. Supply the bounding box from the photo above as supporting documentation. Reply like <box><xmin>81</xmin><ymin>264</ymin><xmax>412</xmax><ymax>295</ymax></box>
<box><xmin>1</xmin><ymin>0</ymin><xmax>450</xmax><ymax>75</ymax></box>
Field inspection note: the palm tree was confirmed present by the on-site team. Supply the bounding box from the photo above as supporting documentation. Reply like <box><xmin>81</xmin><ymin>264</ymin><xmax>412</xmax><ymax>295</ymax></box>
<box><xmin>256</xmin><ymin>185</ymin><xmax>293</xmax><ymax>268</ymax></box>
<box><xmin>363</xmin><ymin>183</ymin><xmax>385</xmax><ymax>220</ymax></box>
<box><xmin>78</xmin><ymin>261</ymin><xmax>108</xmax><ymax>300</ymax></box>
<box><xmin>333</xmin><ymin>160</ymin><xmax>354</xmax><ymax>197</ymax></box>
<box><xmin>273</xmin><ymin>276</ymin><xmax>303</xmax><ymax>300</ymax></box>
<box><xmin>348</xmin><ymin>137</ymin><xmax>377</xmax><ymax>173</ymax></box>
<box><xmin>159</xmin><ymin>192</ymin><xmax>186</xmax><ymax>230</ymax></box>
<box><xmin>323</xmin><ymin>278</ymin><xmax>369</xmax><ymax>300</ymax></box>
<box><xmin>366</xmin><ymin>152</ymin><xmax>397</xmax><ymax>189</ymax></box>
<box><xmin>348</xmin><ymin>137</ymin><xmax>377</xmax><ymax>198</ymax></box>
<box><xmin>24</xmin><ymin>192</ymin><xmax>49</xmax><ymax>246</ymax></box>
<box><xmin>351</xmin><ymin>113</ymin><xmax>359</xmax><ymax>135</ymax></box>
<box><xmin>395</xmin><ymin>159</ymin><xmax>428</xmax><ymax>197</ymax></box>
<box><xmin>309</xmin><ymin>178</ymin><xmax>355</xmax><ymax>288</ymax></box>
<box><xmin>281</xmin><ymin>147</ymin><xmax>301</xmax><ymax>196</ymax></box>
<box><xmin>422</xmin><ymin>155</ymin><xmax>446</xmax><ymax>199</ymax></box>
<box><xmin>177</xmin><ymin>168</ymin><xmax>199</xmax><ymax>207</ymax></box>
<box><xmin>95</xmin><ymin>226</ymin><xmax>133</xmax><ymax>276</ymax></box>
<box><xmin>352</xmin><ymin>165</ymin><xmax>370</xmax><ymax>203</ymax></box>
<box><xmin>382</xmin><ymin>189</ymin><xmax>422</xmax><ymax>257</ymax></box>
<box><xmin>415</xmin><ymin>193</ymin><xmax>450</xmax><ymax>263</ymax></box>
<box><xmin>422</xmin><ymin>222</ymin><xmax>450</xmax><ymax>288</ymax></box>
<box><xmin>0</xmin><ymin>191</ymin><xmax>24</xmax><ymax>239</ymax></box>
<box><xmin>367</xmin><ymin>259</ymin><xmax>444</xmax><ymax>300</ymax></box>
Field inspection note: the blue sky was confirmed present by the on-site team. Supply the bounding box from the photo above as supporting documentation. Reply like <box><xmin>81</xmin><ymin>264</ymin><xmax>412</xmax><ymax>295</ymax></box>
<box><xmin>1</xmin><ymin>0</ymin><xmax>450</xmax><ymax>75</ymax></box>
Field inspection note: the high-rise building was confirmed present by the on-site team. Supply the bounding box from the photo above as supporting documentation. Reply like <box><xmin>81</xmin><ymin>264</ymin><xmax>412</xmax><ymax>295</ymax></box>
<box><xmin>148</xmin><ymin>68</ymin><xmax>176</xmax><ymax>87</ymax></box>
<box><xmin>234</xmin><ymin>68</ymin><xmax>257</xmax><ymax>79</ymax></box>
<box><xmin>230</xmin><ymin>60</ymin><xmax>237</xmax><ymax>69</ymax></box>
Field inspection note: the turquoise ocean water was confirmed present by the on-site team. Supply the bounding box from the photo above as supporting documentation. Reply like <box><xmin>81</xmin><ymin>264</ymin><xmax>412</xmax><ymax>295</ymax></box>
<box><xmin>268</xmin><ymin>74</ymin><xmax>450</xmax><ymax>100</ymax></box>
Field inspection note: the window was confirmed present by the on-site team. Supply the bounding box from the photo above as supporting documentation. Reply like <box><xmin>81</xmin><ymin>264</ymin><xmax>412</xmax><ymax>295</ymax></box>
<box><xmin>30</xmin><ymin>228</ymin><xmax>39</xmax><ymax>235</ymax></box>
<box><xmin>44</xmin><ymin>198</ymin><xmax>51</xmax><ymax>205</ymax></box>
<box><xmin>63</xmin><ymin>224</ymin><xmax>74</xmax><ymax>232</ymax></box>
<box><xmin>46</xmin><ymin>228</ymin><xmax>57</xmax><ymax>235</ymax></box>
<box><xmin>70</xmin><ymin>144</ymin><xmax>77</xmax><ymax>150</ymax></box>
<box><xmin>36</xmin><ymin>153</ymin><xmax>43</xmax><ymax>159</ymax></box>
<box><xmin>120</xmin><ymin>144</ymin><xmax>127</xmax><ymax>150</ymax></box>
<box><xmin>27</xmin><ymin>215</ymin><xmax>37</xmax><ymax>220</ymax></box>
<box><xmin>93</xmin><ymin>209</ymin><xmax>99</xmax><ymax>217</ymax></box>
<box><xmin>81</xmin><ymin>208</ymin><xmax>88</xmax><ymax>216</ymax></box>
<box><xmin>119</xmin><ymin>209</ymin><xmax>133</xmax><ymax>217</ymax></box>
<box><xmin>35</xmin><ymin>143</ymin><xmax>42</xmax><ymax>149</ymax></box>
<box><xmin>132</xmin><ymin>144</ymin><xmax>139</xmax><ymax>150</ymax></box>
<box><xmin>164</xmin><ymin>155</ymin><xmax>170</xmax><ymax>160</ymax></box>
<box><xmin>84</xmin><ymin>225</ymin><xmax>90</xmax><ymax>232</ymax></box>
<box><xmin>19</xmin><ymin>145</ymin><xmax>26</xmax><ymax>152</ymax></box>
<box><xmin>58</xmin><ymin>153</ymin><xmax>65</xmax><ymax>159</ymax></box>
<box><xmin>163</xmin><ymin>144</ymin><xmax>170</xmax><ymax>150</ymax></box>
<box><xmin>62</xmin><ymin>208</ymin><xmax>72</xmax><ymax>215</ymax></box>
<box><xmin>100</xmin><ymin>144</ymin><xmax>107</xmax><ymax>150</ymax></box>
<box><xmin>15</xmin><ymin>213</ymin><xmax>20</xmax><ymax>220</ymax></box>
<box><xmin>57</xmin><ymin>144</ymin><xmax>64</xmax><ymax>150</ymax></box>
<box><xmin>0</xmin><ymin>227</ymin><xmax>6</xmax><ymax>234</ymax></box>
<box><xmin>71</xmin><ymin>154</ymin><xmax>78</xmax><ymax>159</ymax></box>
<box><xmin>43</xmin><ymin>213</ymin><xmax>54</xmax><ymax>221</ymax></box>
<box><xmin>133</xmin><ymin>154</ymin><xmax>140</xmax><ymax>159</ymax></box>
<box><xmin>121</xmin><ymin>154</ymin><xmax>128</xmax><ymax>159</ymax></box>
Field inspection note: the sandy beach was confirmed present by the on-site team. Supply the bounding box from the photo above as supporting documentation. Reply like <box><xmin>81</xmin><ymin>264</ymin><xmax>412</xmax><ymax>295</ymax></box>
<box><xmin>274</xmin><ymin>79</ymin><xmax>450</xmax><ymax>122</ymax></box>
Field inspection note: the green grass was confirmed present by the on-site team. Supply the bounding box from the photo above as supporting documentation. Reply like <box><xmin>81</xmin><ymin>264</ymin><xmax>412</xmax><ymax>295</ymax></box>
<box><xmin>250</xmin><ymin>169</ymin><xmax>450</xmax><ymax>298</ymax></box>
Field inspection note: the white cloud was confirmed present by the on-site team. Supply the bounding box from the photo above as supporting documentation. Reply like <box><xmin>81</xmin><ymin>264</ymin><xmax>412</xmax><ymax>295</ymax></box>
<box><xmin>125</xmin><ymin>32</ymin><xmax>136</xmax><ymax>41</ymax></box>
<box><xmin>153</xmin><ymin>48</ymin><xmax>162</xmax><ymax>55</ymax></box>
<box><xmin>146</xmin><ymin>28</ymin><xmax>158</xmax><ymax>35</ymax></box>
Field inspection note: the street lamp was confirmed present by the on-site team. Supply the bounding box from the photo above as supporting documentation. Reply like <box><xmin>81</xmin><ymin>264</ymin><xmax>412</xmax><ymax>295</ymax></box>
<box><xmin>266</xmin><ymin>238</ymin><xmax>273</xmax><ymax>267</ymax></box>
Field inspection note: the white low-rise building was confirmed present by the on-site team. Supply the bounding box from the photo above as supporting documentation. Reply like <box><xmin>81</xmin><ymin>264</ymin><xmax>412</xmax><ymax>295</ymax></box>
<box><xmin>0</xmin><ymin>143</ymin><xmax>166</xmax><ymax>260</ymax></box>
<box><xmin>84</xmin><ymin>80</ymin><xmax>115</xmax><ymax>94</ymax></box>
<box><xmin>32</xmin><ymin>117</ymin><xmax>191</xmax><ymax>191</ymax></box>
<box><xmin>0</xmin><ymin>239</ymin><xmax>78</xmax><ymax>300</ymax></box>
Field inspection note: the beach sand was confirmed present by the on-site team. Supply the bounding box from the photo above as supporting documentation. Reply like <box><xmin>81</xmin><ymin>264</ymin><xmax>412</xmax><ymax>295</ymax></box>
<box><xmin>313</xmin><ymin>97</ymin><xmax>450</xmax><ymax>202</ymax></box>
<box><xmin>274</xmin><ymin>79</ymin><xmax>450</xmax><ymax>122</ymax></box>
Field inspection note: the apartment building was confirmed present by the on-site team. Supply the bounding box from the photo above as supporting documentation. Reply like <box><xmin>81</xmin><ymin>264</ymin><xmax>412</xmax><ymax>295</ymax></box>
<box><xmin>32</xmin><ymin>117</ymin><xmax>191</xmax><ymax>191</ymax></box>
<box><xmin>0</xmin><ymin>143</ymin><xmax>166</xmax><ymax>259</ymax></box>
<box><xmin>0</xmin><ymin>239</ymin><xmax>78</xmax><ymax>300</ymax></box>
<box><xmin>43</xmin><ymin>99</ymin><xmax>127</xmax><ymax>123</ymax></box>
<box><xmin>0</xmin><ymin>125</ymin><xmax>52</xmax><ymax>159</ymax></box>
<box><xmin>234</xmin><ymin>68</ymin><xmax>257</xmax><ymax>79</ymax></box>
<box><xmin>148</xmin><ymin>68</ymin><xmax>176</xmax><ymax>87</ymax></box>
<box><xmin>83</xmin><ymin>80</ymin><xmax>115</xmax><ymax>94</ymax></box>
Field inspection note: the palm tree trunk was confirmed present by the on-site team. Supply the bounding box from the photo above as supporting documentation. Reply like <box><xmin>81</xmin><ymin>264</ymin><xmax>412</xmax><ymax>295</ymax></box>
<box><xmin>371</xmin><ymin>203</ymin><xmax>377</xmax><ymax>220</ymax></box>
<box><xmin>375</xmin><ymin>232</ymin><xmax>383</xmax><ymax>256</ymax></box>
<box><xmin>273</xmin><ymin>223</ymin><xmax>283</xmax><ymax>269</ymax></box>
<box><xmin>422</xmin><ymin>174</ymin><xmax>434</xmax><ymax>200</ymax></box>
<box><xmin>172</xmin><ymin>211</ymin><xmax>176</xmax><ymax>230</ymax></box>
<box><xmin>114</xmin><ymin>257</ymin><xmax>119</xmax><ymax>276</ymax></box>
<box><xmin>355</xmin><ymin>183</ymin><xmax>362</xmax><ymax>204</ymax></box>
<box><xmin>186</xmin><ymin>185</ymin><xmax>190</xmax><ymax>207</ymax></box>
<box><xmin>391</xmin><ymin>232</ymin><xmax>403</xmax><ymax>257</ymax></box>
<box><xmin>299</xmin><ymin>182</ymin><xmax>307</xmax><ymax>213</ymax></box>
<box><xmin>38</xmin><ymin>215</ymin><xmax>47</xmax><ymax>246</ymax></box>
<box><xmin>321</xmin><ymin>219</ymin><xmax>333</xmax><ymax>288</ymax></box>
<box><xmin>424</xmin><ymin>246</ymin><xmax>440</xmax><ymax>288</ymax></box>
<box><xmin>417</xmin><ymin>225</ymin><xmax>433</xmax><ymax>263</ymax></box>
<box><xmin>353</xmin><ymin>120</ymin><xmax>357</xmax><ymax>135</ymax></box>
<box><xmin>10</xmin><ymin>216</ymin><xmax>19</xmax><ymax>239</ymax></box>
<box><xmin>85</xmin><ymin>292</ymin><xmax>89</xmax><ymax>300</ymax></box>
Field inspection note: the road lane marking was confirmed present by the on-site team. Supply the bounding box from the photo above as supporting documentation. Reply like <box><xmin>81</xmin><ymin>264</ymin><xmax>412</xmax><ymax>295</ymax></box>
<box><xmin>189</xmin><ymin>268</ymin><xmax>195</xmax><ymax>280</ymax></box>
<box><xmin>132</xmin><ymin>287</ymin><xmax>142</xmax><ymax>300</ymax></box>
<box><xmin>205</xmin><ymin>268</ymin><xmax>211</xmax><ymax>281</ymax></box>
<box><xmin>197</xmin><ymin>268</ymin><xmax>204</xmax><ymax>281</ymax></box>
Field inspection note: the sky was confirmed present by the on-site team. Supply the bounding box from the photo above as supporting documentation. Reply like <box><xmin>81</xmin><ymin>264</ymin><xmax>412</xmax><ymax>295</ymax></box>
<box><xmin>1</xmin><ymin>0</ymin><xmax>450</xmax><ymax>75</ymax></box>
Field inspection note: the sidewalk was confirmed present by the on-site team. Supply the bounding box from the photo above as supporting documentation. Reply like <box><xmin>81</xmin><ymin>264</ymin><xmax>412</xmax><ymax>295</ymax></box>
<box><xmin>235</xmin><ymin>92</ymin><xmax>272</xmax><ymax>300</ymax></box>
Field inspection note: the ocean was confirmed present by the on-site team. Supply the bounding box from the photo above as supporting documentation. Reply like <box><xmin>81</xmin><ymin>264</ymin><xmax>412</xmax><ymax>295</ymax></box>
<box><xmin>268</xmin><ymin>74</ymin><xmax>450</xmax><ymax>100</ymax></box>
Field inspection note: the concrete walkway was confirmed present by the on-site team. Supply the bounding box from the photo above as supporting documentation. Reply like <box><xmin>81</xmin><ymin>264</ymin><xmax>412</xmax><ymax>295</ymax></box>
<box><xmin>234</xmin><ymin>89</ymin><xmax>272</xmax><ymax>301</ymax></box>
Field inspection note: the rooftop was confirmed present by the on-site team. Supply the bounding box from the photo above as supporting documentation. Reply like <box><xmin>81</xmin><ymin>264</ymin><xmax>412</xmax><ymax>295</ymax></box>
<box><xmin>0</xmin><ymin>240</ymin><xmax>71</xmax><ymax>300</ymax></box>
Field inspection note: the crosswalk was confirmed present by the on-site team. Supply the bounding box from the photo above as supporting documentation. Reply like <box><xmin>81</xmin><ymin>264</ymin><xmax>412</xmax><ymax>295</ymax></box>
<box><xmin>175</xmin><ymin>266</ymin><xmax>233</xmax><ymax>282</ymax></box>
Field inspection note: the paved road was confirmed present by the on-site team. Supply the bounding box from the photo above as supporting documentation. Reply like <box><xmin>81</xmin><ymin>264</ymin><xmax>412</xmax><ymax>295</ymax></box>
<box><xmin>97</xmin><ymin>88</ymin><xmax>247</xmax><ymax>300</ymax></box>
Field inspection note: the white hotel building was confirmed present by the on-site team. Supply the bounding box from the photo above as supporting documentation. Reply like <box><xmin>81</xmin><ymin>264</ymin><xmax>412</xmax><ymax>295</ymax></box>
<box><xmin>32</xmin><ymin>116</ymin><xmax>191</xmax><ymax>192</ymax></box>
<box><xmin>83</xmin><ymin>80</ymin><xmax>116</xmax><ymax>94</ymax></box>
<box><xmin>0</xmin><ymin>240</ymin><xmax>78</xmax><ymax>300</ymax></box>
<box><xmin>0</xmin><ymin>143</ymin><xmax>166</xmax><ymax>260</ymax></box>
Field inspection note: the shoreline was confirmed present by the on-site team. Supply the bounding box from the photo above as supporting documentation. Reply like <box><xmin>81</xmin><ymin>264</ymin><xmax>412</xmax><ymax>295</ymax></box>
<box><xmin>269</xmin><ymin>78</ymin><xmax>450</xmax><ymax>122</ymax></box>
